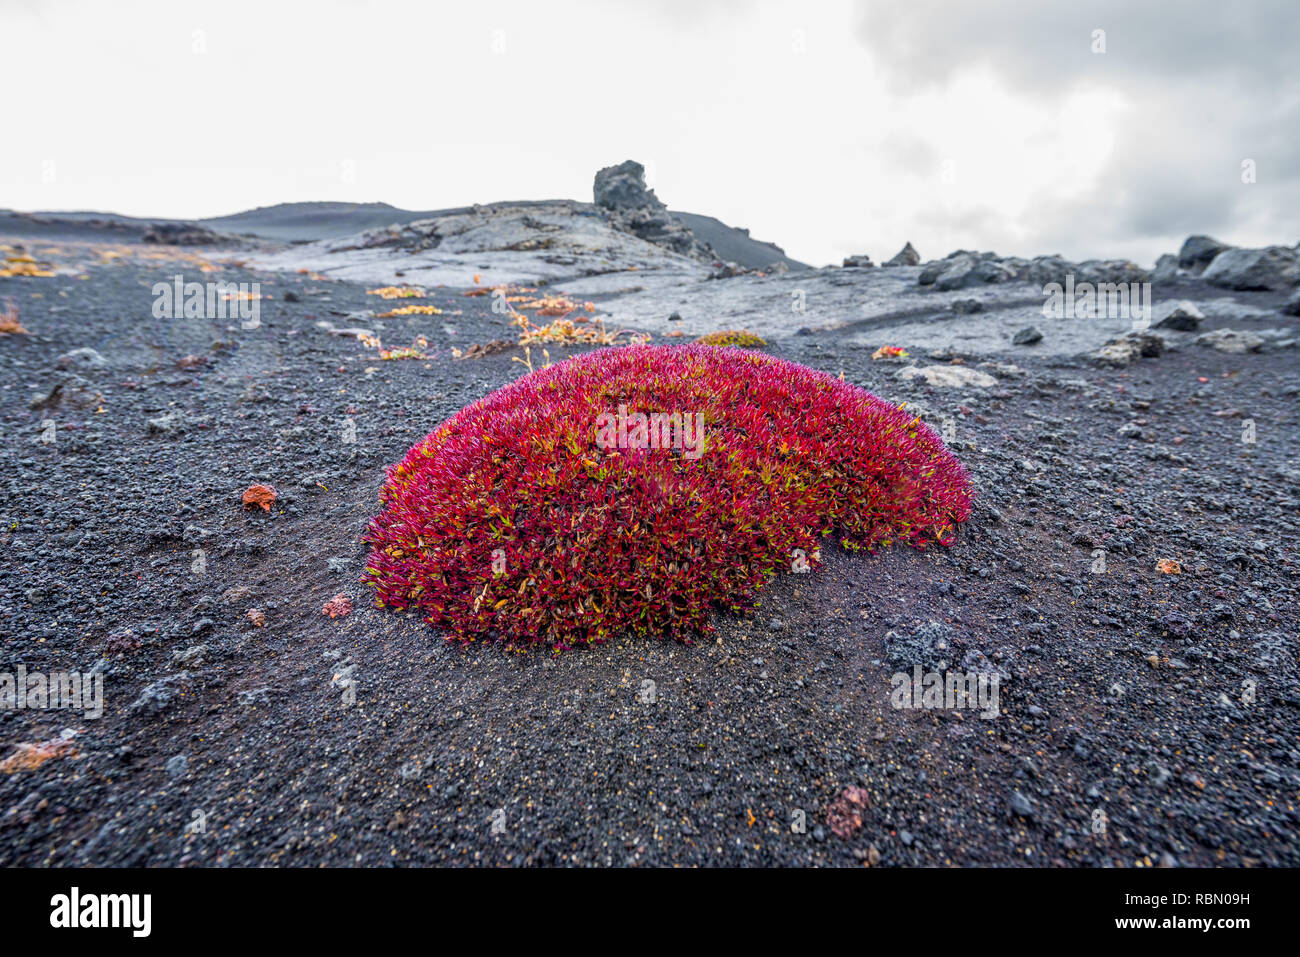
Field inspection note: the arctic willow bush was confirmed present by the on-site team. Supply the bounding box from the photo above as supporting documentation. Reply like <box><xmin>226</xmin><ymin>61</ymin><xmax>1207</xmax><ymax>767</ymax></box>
<box><xmin>363</xmin><ymin>345</ymin><xmax>973</xmax><ymax>650</ymax></box>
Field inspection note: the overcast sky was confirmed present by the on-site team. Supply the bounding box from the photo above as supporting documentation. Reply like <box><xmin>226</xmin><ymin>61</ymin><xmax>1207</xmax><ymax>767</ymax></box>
<box><xmin>3</xmin><ymin>0</ymin><xmax>1296</xmax><ymax>266</ymax></box>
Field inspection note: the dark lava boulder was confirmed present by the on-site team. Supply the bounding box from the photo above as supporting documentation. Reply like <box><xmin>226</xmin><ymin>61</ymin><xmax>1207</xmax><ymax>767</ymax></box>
<box><xmin>593</xmin><ymin>160</ymin><xmax>664</xmax><ymax>212</ymax></box>
<box><xmin>592</xmin><ymin>160</ymin><xmax>715</xmax><ymax>262</ymax></box>
<box><xmin>142</xmin><ymin>221</ymin><xmax>225</xmax><ymax>245</ymax></box>
<box><xmin>1178</xmin><ymin>235</ymin><xmax>1230</xmax><ymax>272</ymax></box>
<box><xmin>1201</xmin><ymin>245</ymin><xmax>1300</xmax><ymax>290</ymax></box>
<box><xmin>1152</xmin><ymin>300</ymin><xmax>1204</xmax><ymax>331</ymax></box>
<box><xmin>884</xmin><ymin>242</ymin><xmax>920</xmax><ymax>266</ymax></box>
<box><xmin>1284</xmin><ymin>288</ymin><xmax>1300</xmax><ymax>316</ymax></box>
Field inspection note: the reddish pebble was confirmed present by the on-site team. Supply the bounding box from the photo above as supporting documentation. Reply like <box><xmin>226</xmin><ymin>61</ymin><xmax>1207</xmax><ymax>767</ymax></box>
<box><xmin>242</xmin><ymin>484</ymin><xmax>277</xmax><ymax>512</ymax></box>
<box><xmin>322</xmin><ymin>594</ymin><xmax>353</xmax><ymax>619</ymax></box>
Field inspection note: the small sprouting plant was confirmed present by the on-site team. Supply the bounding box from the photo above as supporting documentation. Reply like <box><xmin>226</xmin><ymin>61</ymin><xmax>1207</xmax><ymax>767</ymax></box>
<box><xmin>366</xmin><ymin>285</ymin><xmax>426</xmax><ymax>299</ymax></box>
<box><xmin>376</xmin><ymin>304</ymin><xmax>443</xmax><ymax>317</ymax></box>
<box><xmin>511</xmin><ymin>313</ymin><xmax>645</xmax><ymax>347</ymax></box>
<box><xmin>0</xmin><ymin>257</ymin><xmax>55</xmax><ymax>279</ymax></box>
<box><xmin>0</xmin><ymin>299</ymin><xmax>27</xmax><ymax>335</ymax></box>
<box><xmin>695</xmin><ymin>330</ymin><xmax>767</xmax><ymax>347</ymax></box>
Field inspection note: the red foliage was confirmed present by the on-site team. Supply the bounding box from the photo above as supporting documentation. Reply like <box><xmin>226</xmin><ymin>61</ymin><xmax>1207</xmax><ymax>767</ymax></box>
<box><xmin>363</xmin><ymin>345</ymin><xmax>973</xmax><ymax>650</ymax></box>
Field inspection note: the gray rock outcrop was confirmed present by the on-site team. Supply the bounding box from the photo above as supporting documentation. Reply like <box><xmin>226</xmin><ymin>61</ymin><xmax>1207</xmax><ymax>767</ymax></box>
<box><xmin>593</xmin><ymin>161</ymin><xmax>716</xmax><ymax>262</ymax></box>
<box><xmin>918</xmin><ymin>249</ymin><xmax>1148</xmax><ymax>291</ymax></box>
<box><xmin>884</xmin><ymin>242</ymin><xmax>920</xmax><ymax>266</ymax></box>
<box><xmin>1201</xmin><ymin>245</ymin><xmax>1300</xmax><ymax>291</ymax></box>
<box><xmin>142</xmin><ymin>221</ymin><xmax>225</xmax><ymax>245</ymax></box>
<box><xmin>1178</xmin><ymin>235</ymin><xmax>1230</xmax><ymax>273</ymax></box>
<box><xmin>1152</xmin><ymin>300</ymin><xmax>1204</xmax><ymax>331</ymax></box>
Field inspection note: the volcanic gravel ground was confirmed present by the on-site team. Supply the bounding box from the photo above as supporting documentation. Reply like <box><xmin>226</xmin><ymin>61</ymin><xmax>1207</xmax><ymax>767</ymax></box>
<box><xmin>1</xmin><ymin>237</ymin><xmax>1297</xmax><ymax>866</ymax></box>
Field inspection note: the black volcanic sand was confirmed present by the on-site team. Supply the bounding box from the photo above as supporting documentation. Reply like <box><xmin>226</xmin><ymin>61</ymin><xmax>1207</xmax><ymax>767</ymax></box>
<box><xmin>1</xmin><ymin>233</ymin><xmax>1297</xmax><ymax>867</ymax></box>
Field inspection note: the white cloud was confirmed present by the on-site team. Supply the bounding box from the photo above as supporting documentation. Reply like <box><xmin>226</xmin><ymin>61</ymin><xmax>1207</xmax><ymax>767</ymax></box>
<box><xmin>1</xmin><ymin>0</ymin><xmax>1294</xmax><ymax>267</ymax></box>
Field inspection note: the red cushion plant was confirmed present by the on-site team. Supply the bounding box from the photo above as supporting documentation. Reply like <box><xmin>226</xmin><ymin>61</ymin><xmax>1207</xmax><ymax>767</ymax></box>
<box><xmin>363</xmin><ymin>345</ymin><xmax>973</xmax><ymax>650</ymax></box>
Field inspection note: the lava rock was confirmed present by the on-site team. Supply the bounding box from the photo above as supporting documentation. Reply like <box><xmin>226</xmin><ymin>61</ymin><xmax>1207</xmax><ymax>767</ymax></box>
<box><xmin>146</xmin><ymin>410</ymin><xmax>188</xmax><ymax>435</ymax></box>
<box><xmin>1151</xmin><ymin>253</ymin><xmax>1182</xmax><ymax>282</ymax></box>
<box><xmin>142</xmin><ymin>221</ymin><xmax>224</xmax><ymax>245</ymax></box>
<box><xmin>56</xmin><ymin>347</ymin><xmax>107</xmax><ymax>372</ymax></box>
<box><xmin>1009</xmin><ymin>790</ymin><xmax>1036</xmax><ymax>818</ymax></box>
<box><xmin>593</xmin><ymin>160</ymin><xmax>663</xmax><ymax>212</ymax></box>
<box><xmin>932</xmin><ymin>254</ymin><xmax>1014</xmax><ymax>292</ymax></box>
<box><xmin>172</xmin><ymin>645</ymin><xmax>207</xmax><ymax>667</ymax></box>
<box><xmin>1195</xmin><ymin>328</ymin><xmax>1264</xmax><ymax>353</ymax></box>
<box><xmin>884</xmin><ymin>242</ymin><xmax>920</xmax><ymax>267</ymax></box>
<box><xmin>29</xmin><ymin>374</ymin><xmax>101</xmax><ymax>410</ymax></box>
<box><xmin>884</xmin><ymin>621</ymin><xmax>955</xmax><ymax>671</ymax></box>
<box><xmin>896</xmin><ymin>365</ymin><xmax>997</xmax><ymax>389</ymax></box>
<box><xmin>1094</xmin><ymin>331</ymin><xmax>1165</xmax><ymax>367</ymax></box>
<box><xmin>593</xmin><ymin>160</ymin><xmax>716</xmax><ymax>262</ymax></box>
<box><xmin>1282</xmin><ymin>288</ymin><xmax>1300</xmax><ymax>317</ymax></box>
<box><xmin>1201</xmin><ymin>245</ymin><xmax>1300</xmax><ymax>291</ymax></box>
<box><xmin>129</xmin><ymin>673</ymin><xmax>190</xmax><ymax>714</ymax></box>
<box><xmin>1177</xmin><ymin>235</ymin><xmax>1230</xmax><ymax>272</ymax></box>
<box><xmin>1152</xmin><ymin>300</ymin><xmax>1204</xmax><ymax>331</ymax></box>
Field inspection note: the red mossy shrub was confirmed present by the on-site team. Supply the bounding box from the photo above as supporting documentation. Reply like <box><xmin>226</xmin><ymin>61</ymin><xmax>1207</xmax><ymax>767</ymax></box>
<box><xmin>363</xmin><ymin>345</ymin><xmax>973</xmax><ymax>650</ymax></box>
